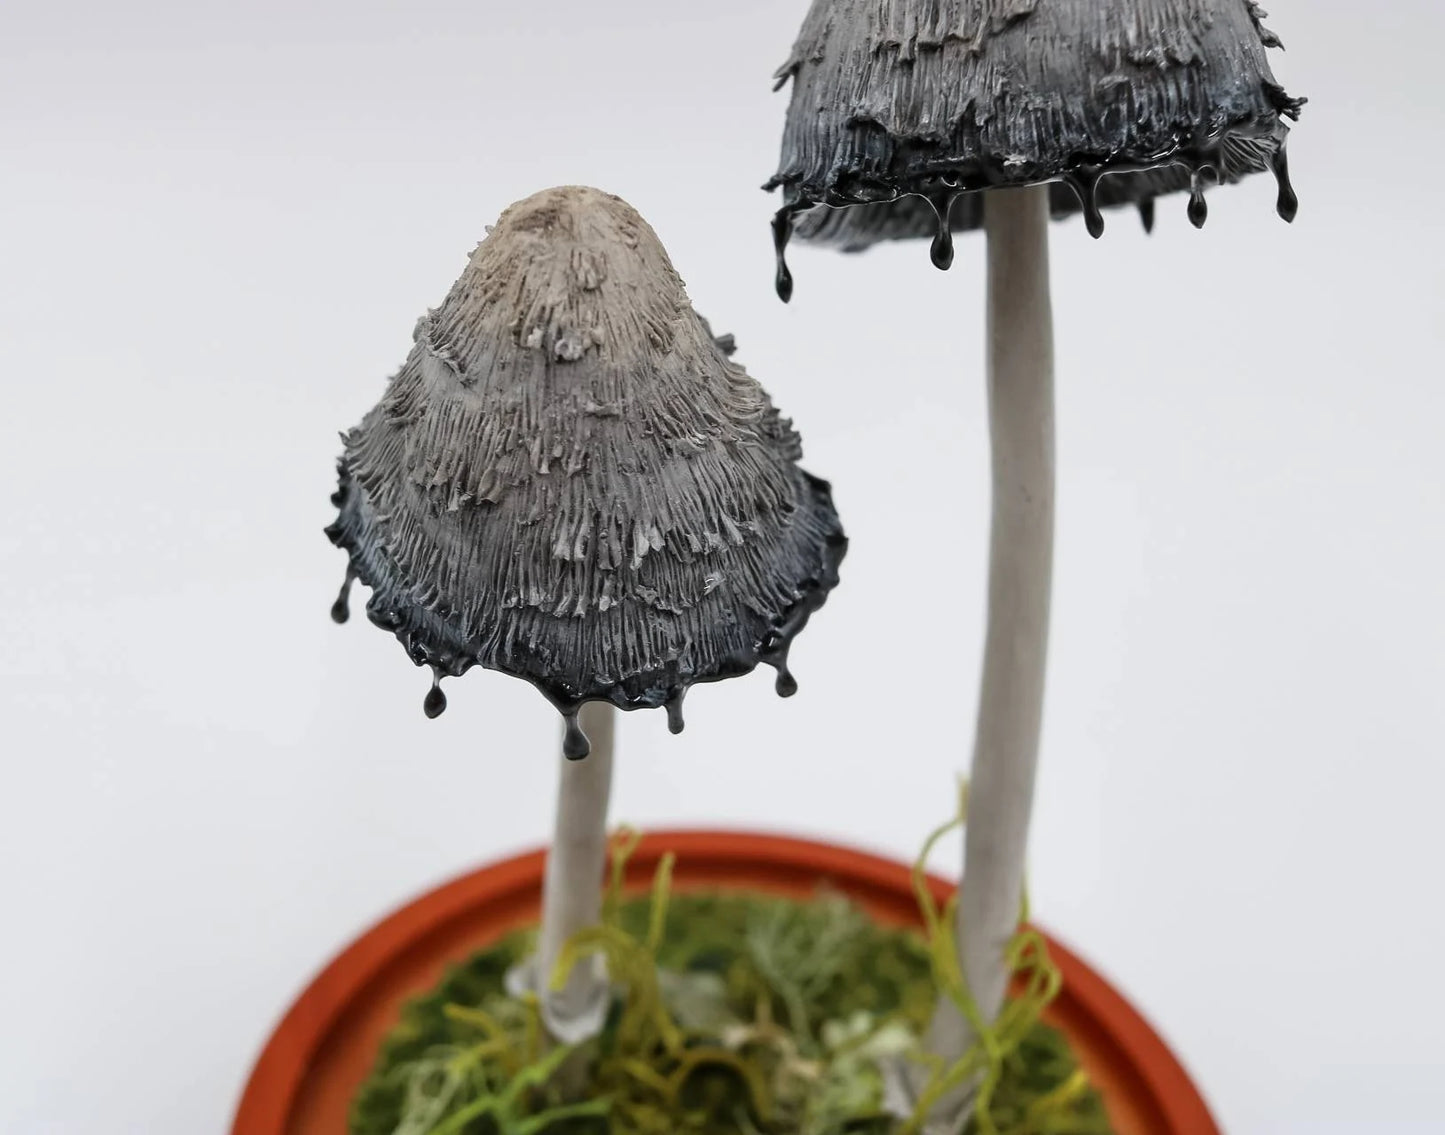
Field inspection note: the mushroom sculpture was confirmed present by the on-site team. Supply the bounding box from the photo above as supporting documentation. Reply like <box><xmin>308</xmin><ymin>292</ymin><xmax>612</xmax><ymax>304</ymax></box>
<box><xmin>766</xmin><ymin>0</ymin><xmax>1302</xmax><ymax>1122</ymax></box>
<box><xmin>326</xmin><ymin>185</ymin><xmax>846</xmax><ymax>1039</ymax></box>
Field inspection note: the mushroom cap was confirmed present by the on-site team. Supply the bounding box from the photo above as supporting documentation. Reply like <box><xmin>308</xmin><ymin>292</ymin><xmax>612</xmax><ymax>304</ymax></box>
<box><xmin>768</xmin><ymin>0</ymin><xmax>1303</xmax><ymax>248</ymax></box>
<box><xmin>327</xmin><ymin>186</ymin><xmax>846</xmax><ymax>717</ymax></box>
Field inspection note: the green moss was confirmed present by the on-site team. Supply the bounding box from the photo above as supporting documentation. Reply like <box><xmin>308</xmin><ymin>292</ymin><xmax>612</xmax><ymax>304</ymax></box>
<box><xmin>350</xmin><ymin>880</ymin><xmax>1113</xmax><ymax>1135</ymax></box>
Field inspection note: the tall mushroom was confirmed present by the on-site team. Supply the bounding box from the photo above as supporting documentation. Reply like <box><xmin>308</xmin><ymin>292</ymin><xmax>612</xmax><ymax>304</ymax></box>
<box><xmin>766</xmin><ymin>0</ymin><xmax>1301</xmax><ymax>1119</ymax></box>
<box><xmin>326</xmin><ymin>185</ymin><xmax>846</xmax><ymax>1041</ymax></box>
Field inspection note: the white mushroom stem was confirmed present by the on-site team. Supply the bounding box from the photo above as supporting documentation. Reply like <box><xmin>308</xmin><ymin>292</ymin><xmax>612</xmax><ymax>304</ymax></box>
<box><xmin>536</xmin><ymin>701</ymin><xmax>616</xmax><ymax>1043</ymax></box>
<box><xmin>926</xmin><ymin>185</ymin><xmax>1055</xmax><ymax>1102</ymax></box>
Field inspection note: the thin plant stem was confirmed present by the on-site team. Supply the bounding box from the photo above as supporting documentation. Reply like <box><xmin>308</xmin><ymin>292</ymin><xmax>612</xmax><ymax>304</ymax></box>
<box><xmin>536</xmin><ymin>701</ymin><xmax>616</xmax><ymax>1043</ymax></box>
<box><xmin>924</xmin><ymin>183</ymin><xmax>1055</xmax><ymax>1123</ymax></box>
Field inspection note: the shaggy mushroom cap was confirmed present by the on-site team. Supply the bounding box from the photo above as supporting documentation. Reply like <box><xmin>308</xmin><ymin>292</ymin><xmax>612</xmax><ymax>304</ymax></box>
<box><xmin>327</xmin><ymin>187</ymin><xmax>845</xmax><ymax>740</ymax></box>
<box><xmin>767</xmin><ymin>0</ymin><xmax>1304</xmax><ymax>268</ymax></box>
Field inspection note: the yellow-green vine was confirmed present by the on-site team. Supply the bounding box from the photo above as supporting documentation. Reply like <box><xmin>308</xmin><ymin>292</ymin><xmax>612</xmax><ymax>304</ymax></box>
<box><xmin>351</xmin><ymin>817</ymin><xmax>1114</xmax><ymax>1135</ymax></box>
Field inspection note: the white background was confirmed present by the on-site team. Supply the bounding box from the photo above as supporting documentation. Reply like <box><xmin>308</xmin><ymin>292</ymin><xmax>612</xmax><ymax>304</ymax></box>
<box><xmin>2</xmin><ymin>2</ymin><xmax>1442</xmax><ymax>1132</ymax></box>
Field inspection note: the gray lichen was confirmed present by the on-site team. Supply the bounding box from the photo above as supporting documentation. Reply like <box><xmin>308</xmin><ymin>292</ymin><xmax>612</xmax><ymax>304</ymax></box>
<box><xmin>327</xmin><ymin>187</ymin><xmax>845</xmax><ymax>734</ymax></box>
<box><xmin>767</xmin><ymin>0</ymin><xmax>1304</xmax><ymax>260</ymax></box>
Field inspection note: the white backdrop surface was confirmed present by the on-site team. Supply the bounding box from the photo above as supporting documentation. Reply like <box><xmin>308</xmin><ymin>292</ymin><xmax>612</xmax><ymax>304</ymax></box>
<box><xmin>2</xmin><ymin>2</ymin><xmax>1442</xmax><ymax>1132</ymax></box>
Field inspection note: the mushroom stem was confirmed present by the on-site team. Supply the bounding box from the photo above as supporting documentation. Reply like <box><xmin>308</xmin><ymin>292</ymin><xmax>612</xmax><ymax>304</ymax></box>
<box><xmin>927</xmin><ymin>185</ymin><xmax>1055</xmax><ymax>1109</ymax></box>
<box><xmin>536</xmin><ymin>701</ymin><xmax>616</xmax><ymax>1043</ymax></box>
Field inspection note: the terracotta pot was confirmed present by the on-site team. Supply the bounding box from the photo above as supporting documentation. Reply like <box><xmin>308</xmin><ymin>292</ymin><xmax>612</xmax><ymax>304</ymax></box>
<box><xmin>233</xmin><ymin>831</ymin><xmax>1219</xmax><ymax>1135</ymax></box>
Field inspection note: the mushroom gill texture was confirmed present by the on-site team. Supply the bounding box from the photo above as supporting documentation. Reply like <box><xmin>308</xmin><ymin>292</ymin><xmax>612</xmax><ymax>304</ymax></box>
<box><xmin>767</xmin><ymin>0</ymin><xmax>1305</xmax><ymax>250</ymax></box>
<box><xmin>326</xmin><ymin>186</ymin><xmax>846</xmax><ymax>724</ymax></box>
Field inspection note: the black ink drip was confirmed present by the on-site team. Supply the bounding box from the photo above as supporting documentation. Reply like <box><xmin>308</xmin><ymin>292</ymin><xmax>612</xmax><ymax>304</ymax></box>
<box><xmin>928</xmin><ymin>193</ymin><xmax>955</xmax><ymax>270</ymax></box>
<box><xmin>1065</xmin><ymin>171</ymin><xmax>1106</xmax><ymax>239</ymax></box>
<box><xmin>772</xmin><ymin>651</ymin><xmax>799</xmax><ymax>698</ymax></box>
<box><xmin>1138</xmin><ymin>199</ymin><xmax>1156</xmax><ymax>235</ymax></box>
<box><xmin>1188</xmin><ymin>170</ymin><xmax>1209</xmax><ymax>229</ymax></box>
<box><xmin>758</xmin><ymin>519</ymin><xmax>846</xmax><ymax>700</ymax></box>
<box><xmin>771</xmin><ymin>209</ymin><xmax>795</xmax><ymax>303</ymax></box>
<box><xmin>562</xmin><ymin>712</ymin><xmax>591</xmax><ymax>761</ymax></box>
<box><xmin>1271</xmin><ymin>144</ymin><xmax>1298</xmax><ymax>223</ymax></box>
<box><xmin>423</xmin><ymin>667</ymin><xmax>448</xmax><ymax>719</ymax></box>
<box><xmin>331</xmin><ymin>567</ymin><xmax>356</xmax><ymax>624</ymax></box>
<box><xmin>665</xmin><ymin>691</ymin><xmax>687</xmax><ymax>735</ymax></box>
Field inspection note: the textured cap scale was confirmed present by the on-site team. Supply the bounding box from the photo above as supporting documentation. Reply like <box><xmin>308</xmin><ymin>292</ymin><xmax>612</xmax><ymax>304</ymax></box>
<box><xmin>767</xmin><ymin>0</ymin><xmax>1304</xmax><ymax>278</ymax></box>
<box><xmin>327</xmin><ymin>187</ymin><xmax>846</xmax><ymax>753</ymax></box>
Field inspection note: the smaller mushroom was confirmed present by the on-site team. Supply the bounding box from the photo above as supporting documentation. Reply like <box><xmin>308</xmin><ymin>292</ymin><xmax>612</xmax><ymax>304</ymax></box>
<box><xmin>326</xmin><ymin>185</ymin><xmax>845</xmax><ymax>1038</ymax></box>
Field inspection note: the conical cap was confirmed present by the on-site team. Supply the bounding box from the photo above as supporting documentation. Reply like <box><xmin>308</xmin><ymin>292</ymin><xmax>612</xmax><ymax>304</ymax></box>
<box><xmin>327</xmin><ymin>187</ymin><xmax>846</xmax><ymax>724</ymax></box>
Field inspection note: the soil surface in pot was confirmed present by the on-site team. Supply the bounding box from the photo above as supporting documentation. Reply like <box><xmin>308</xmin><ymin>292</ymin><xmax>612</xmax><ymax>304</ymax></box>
<box><xmin>350</xmin><ymin>886</ymin><xmax>1113</xmax><ymax>1135</ymax></box>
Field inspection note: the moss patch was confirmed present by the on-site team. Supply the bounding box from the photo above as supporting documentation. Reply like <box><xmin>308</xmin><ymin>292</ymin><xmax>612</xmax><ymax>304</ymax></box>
<box><xmin>350</xmin><ymin>881</ymin><xmax>1114</xmax><ymax>1135</ymax></box>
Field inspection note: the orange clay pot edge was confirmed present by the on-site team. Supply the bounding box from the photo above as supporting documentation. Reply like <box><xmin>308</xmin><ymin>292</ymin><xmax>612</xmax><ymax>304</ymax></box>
<box><xmin>231</xmin><ymin>830</ymin><xmax>1220</xmax><ymax>1135</ymax></box>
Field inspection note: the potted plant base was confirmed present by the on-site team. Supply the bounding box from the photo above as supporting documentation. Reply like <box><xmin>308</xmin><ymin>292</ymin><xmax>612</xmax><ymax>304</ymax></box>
<box><xmin>234</xmin><ymin>832</ymin><xmax>1218</xmax><ymax>1134</ymax></box>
